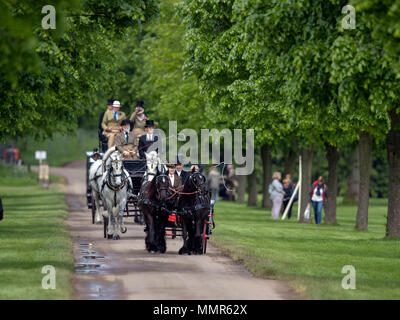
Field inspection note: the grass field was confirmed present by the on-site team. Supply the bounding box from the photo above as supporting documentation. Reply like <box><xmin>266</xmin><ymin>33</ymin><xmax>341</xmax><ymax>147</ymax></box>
<box><xmin>21</xmin><ymin>129</ymin><xmax>98</xmax><ymax>167</ymax></box>
<box><xmin>0</xmin><ymin>166</ymin><xmax>73</xmax><ymax>299</ymax></box>
<box><xmin>211</xmin><ymin>199</ymin><xmax>400</xmax><ymax>300</ymax></box>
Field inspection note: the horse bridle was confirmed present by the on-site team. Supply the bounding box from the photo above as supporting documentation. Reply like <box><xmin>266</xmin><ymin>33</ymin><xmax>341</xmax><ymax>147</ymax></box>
<box><xmin>188</xmin><ymin>171</ymin><xmax>206</xmax><ymax>192</ymax></box>
<box><xmin>155</xmin><ymin>173</ymin><xmax>169</xmax><ymax>200</ymax></box>
<box><xmin>106</xmin><ymin>162</ymin><xmax>127</xmax><ymax>191</ymax></box>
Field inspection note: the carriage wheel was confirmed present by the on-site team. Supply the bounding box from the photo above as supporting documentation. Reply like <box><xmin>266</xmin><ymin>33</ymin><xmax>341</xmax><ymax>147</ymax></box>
<box><xmin>202</xmin><ymin>223</ymin><xmax>208</xmax><ymax>254</ymax></box>
<box><xmin>91</xmin><ymin>193</ymin><xmax>96</xmax><ymax>224</ymax></box>
<box><xmin>103</xmin><ymin>217</ymin><xmax>108</xmax><ymax>239</ymax></box>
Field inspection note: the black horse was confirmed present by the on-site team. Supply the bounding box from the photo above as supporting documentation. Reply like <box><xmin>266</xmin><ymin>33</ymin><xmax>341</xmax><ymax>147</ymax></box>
<box><xmin>178</xmin><ymin>169</ymin><xmax>210</xmax><ymax>255</ymax></box>
<box><xmin>138</xmin><ymin>167</ymin><xmax>170</xmax><ymax>253</ymax></box>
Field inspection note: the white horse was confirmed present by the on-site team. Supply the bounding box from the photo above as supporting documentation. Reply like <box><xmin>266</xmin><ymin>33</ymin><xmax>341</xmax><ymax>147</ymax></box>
<box><xmin>142</xmin><ymin>151</ymin><xmax>161</xmax><ymax>183</ymax></box>
<box><xmin>88</xmin><ymin>159</ymin><xmax>105</xmax><ymax>224</ymax></box>
<box><xmin>88</xmin><ymin>146</ymin><xmax>122</xmax><ymax>224</ymax></box>
<box><xmin>100</xmin><ymin>151</ymin><xmax>132</xmax><ymax>240</ymax></box>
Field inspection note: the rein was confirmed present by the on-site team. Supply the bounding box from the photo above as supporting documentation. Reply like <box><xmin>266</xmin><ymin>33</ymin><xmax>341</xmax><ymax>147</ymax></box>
<box><xmin>167</xmin><ymin>187</ymin><xmax>200</xmax><ymax>200</ymax></box>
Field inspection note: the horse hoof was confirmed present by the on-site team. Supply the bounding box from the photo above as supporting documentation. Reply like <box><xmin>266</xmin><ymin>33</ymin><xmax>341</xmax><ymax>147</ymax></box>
<box><xmin>107</xmin><ymin>234</ymin><xmax>113</xmax><ymax>239</ymax></box>
<box><xmin>178</xmin><ymin>247</ymin><xmax>191</xmax><ymax>255</ymax></box>
<box><xmin>112</xmin><ymin>234</ymin><xmax>120</xmax><ymax>240</ymax></box>
<box><xmin>121</xmin><ymin>227</ymin><xmax>127</xmax><ymax>233</ymax></box>
<box><xmin>95</xmin><ymin>220</ymin><xmax>102</xmax><ymax>225</ymax></box>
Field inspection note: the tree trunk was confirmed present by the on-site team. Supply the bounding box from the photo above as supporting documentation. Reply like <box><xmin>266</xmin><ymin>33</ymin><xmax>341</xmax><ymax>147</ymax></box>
<box><xmin>324</xmin><ymin>143</ymin><xmax>339</xmax><ymax>224</ymax></box>
<box><xmin>355</xmin><ymin>131</ymin><xmax>372</xmax><ymax>231</ymax></box>
<box><xmin>247</xmin><ymin>171</ymin><xmax>258</xmax><ymax>207</ymax></box>
<box><xmin>386</xmin><ymin>110</ymin><xmax>400</xmax><ymax>238</ymax></box>
<box><xmin>343</xmin><ymin>146</ymin><xmax>360</xmax><ymax>204</ymax></box>
<box><xmin>261</xmin><ymin>143</ymin><xmax>272</xmax><ymax>208</ymax></box>
<box><xmin>299</xmin><ymin>146</ymin><xmax>313</xmax><ymax>223</ymax></box>
<box><xmin>236</xmin><ymin>174</ymin><xmax>246</xmax><ymax>203</ymax></box>
<box><xmin>284</xmin><ymin>147</ymin><xmax>297</xmax><ymax>178</ymax></box>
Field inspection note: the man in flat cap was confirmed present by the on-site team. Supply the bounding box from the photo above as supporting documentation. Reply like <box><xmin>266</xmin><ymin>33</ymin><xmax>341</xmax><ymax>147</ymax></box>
<box><xmin>101</xmin><ymin>100</ymin><xmax>127</xmax><ymax>148</ymax></box>
<box><xmin>167</xmin><ymin>163</ymin><xmax>182</xmax><ymax>190</ymax></box>
<box><xmin>115</xmin><ymin>120</ymin><xmax>138</xmax><ymax>160</ymax></box>
<box><xmin>175</xmin><ymin>154</ymin><xmax>189</xmax><ymax>187</ymax></box>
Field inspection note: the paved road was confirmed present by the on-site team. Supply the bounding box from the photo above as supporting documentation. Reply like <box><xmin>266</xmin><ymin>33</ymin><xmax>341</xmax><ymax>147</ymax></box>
<box><xmin>47</xmin><ymin>160</ymin><xmax>299</xmax><ymax>300</ymax></box>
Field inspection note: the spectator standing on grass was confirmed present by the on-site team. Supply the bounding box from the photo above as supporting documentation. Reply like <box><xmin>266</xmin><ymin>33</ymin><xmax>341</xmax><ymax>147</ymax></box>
<box><xmin>208</xmin><ymin>167</ymin><xmax>221</xmax><ymax>201</ymax></box>
<box><xmin>269</xmin><ymin>172</ymin><xmax>285</xmax><ymax>219</ymax></box>
<box><xmin>281</xmin><ymin>174</ymin><xmax>297</xmax><ymax>219</ymax></box>
<box><xmin>282</xmin><ymin>179</ymin><xmax>294</xmax><ymax>219</ymax></box>
<box><xmin>309</xmin><ymin>176</ymin><xmax>327</xmax><ymax>225</ymax></box>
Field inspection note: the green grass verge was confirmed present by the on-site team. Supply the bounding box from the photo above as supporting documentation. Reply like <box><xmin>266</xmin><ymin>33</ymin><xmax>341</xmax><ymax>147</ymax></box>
<box><xmin>0</xmin><ymin>173</ymin><xmax>74</xmax><ymax>299</ymax></box>
<box><xmin>211</xmin><ymin>199</ymin><xmax>400</xmax><ymax>300</ymax></box>
<box><xmin>21</xmin><ymin>128</ymin><xmax>98</xmax><ymax>167</ymax></box>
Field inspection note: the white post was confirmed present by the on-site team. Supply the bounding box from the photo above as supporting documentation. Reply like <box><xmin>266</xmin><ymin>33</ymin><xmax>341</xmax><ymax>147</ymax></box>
<box><xmin>281</xmin><ymin>182</ymin><xmax>299</xmax><ymax>220</ymax></box>
<box><xmin>297</xmin><ymin>155</ymin><xmax>302</xmax><ymax>221</ymax></box>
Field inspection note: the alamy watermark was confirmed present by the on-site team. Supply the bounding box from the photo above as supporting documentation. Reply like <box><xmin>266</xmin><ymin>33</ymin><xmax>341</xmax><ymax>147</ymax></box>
<box><xmin>341</xmin><ymin>265</ymin><xmax>356</xmax><ymax>290</ymax></box>
<box><xmin>41</xmin><ymin>265</ymin><xmax>56</xmax><ymax>289</ymax></box>
<box><xmin>147</xmin><ymin>121</ymin><xmax>254</xmax><ymax>175</ymax></box>
<box><xmin>42</xmin><ymin>5</ymin><xmax>56</xmax><ymax>29</ymax></box>
<box><xmin>342</xmin><ymin>5</ymin><xmax>356</xmax><ymax>30</ymax></box>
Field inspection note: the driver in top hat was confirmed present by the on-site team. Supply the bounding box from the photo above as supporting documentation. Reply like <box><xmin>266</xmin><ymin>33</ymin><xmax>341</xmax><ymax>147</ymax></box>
<box><xmin>115</xmin><ymin>119</ymin><xmax>138</xmax><ymax>160</ymax></box>
<box><xmin>138</xmin><ymin>119</ymin><xmax>158</xmax><ymax>159</ymax></box>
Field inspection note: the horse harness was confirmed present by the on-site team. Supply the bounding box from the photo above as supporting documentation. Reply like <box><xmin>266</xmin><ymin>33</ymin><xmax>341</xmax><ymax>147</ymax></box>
<box><xmin>101</xmin><ymin>167</ymin><xmax>130</xmax><ymax>207</ymax></box>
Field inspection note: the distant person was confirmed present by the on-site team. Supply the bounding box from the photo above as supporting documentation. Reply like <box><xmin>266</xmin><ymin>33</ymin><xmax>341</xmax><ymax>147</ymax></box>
<box><xmin>282</xmin><ymin>174</ymin><xmax>297</xmax><ymax>219</ymax></box>
<box><xmin>101</xmin><ymin>100</ymin><xmax>126</xmax><ymax>148</ymax></box>
<box><xmin>0</xmin><ymin>196</ymin><xmax>3</xmax><ymax>221</ymax></box>
<box><xmin>208</xmin><ymin>167</ymin><xmax>221</xmax><ymax>201</ymax></box>
<box><xmin>309</xmin><ymin>176</ymin><xmax>327</xmax><ymax>224</ymax></box>
<box><xmin>269</xmin><ymin>171</ymin><xmax>285</xmax><ymax>219</ymax></box>
<box><xmin>226</xmin><ymin>164</ymin><xmax>237</xmax><ymax>201</ymax></box>
<box><xmin>282</xmin><ymin>179</ymin><xmax>294</xmax><ymax>219</ymax></box>
<box><xmin>130</xmin><ymin>101</ymin><xmax>148</xmax><ymax>138</ymax></box>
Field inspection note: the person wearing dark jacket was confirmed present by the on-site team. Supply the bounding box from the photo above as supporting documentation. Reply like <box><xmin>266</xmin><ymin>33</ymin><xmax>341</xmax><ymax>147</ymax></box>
<box><xmin>138</xmin><ymin>120</ymin><xmax>158</xmax><ymax>158</ymax></box>
<box><xmin>175</xmin><ymin>157</ymin><xmax>189</xmax><ymax>186</ymax></box>
<box><xmin>309</xmin><ymin>176</ymin><xmax>328</xmax><ymax>224</ymax></box>
<box><xmin>282</xmin><ymin>178</ymin><xmax>295</xmax><ymax>219</ymax></box>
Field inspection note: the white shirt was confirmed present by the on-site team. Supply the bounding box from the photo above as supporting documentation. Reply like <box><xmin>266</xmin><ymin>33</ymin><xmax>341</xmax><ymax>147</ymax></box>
<box><xmin>311</xmin><ymin>185</ymin><xmax>324</xmax><ymax>202</ymax></box>
<box><xmin>169</xmin><ymin>174</ymin><xmax>175</xmax><ymax>186</ymax></box>
<box><xmin>147</xmin><ymin>133</ymin><xmax>153</xmax><ymax>141</ymax></box>
<box><xmin>176</xmin><ymin>170</ymin><xmax>181</xmax><ymax>177</ymax></box>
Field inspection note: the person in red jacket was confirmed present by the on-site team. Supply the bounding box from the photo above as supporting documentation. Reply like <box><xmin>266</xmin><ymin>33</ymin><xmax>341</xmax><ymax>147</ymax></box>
<box><xmin>309</xmin><ymin>176</ymin><xmax>328</xmax><ymax>224</ymax></box>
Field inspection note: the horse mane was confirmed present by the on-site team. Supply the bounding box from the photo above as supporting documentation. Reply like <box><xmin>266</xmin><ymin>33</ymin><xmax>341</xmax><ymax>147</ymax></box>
<box><xmin>103</xmin><ymin>146</ymin><xmax>117</xmax><ymax>162</ymax></box>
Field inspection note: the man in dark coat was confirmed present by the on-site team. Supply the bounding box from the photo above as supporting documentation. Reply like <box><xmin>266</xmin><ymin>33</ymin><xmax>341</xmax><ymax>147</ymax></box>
<box><xmin>138</xmin><ymin>120</ymin><xmax>158</xmax><ymax>159</ymax></box>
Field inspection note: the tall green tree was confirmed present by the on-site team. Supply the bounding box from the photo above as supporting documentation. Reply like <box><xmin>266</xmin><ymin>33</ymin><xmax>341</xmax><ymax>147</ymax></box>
<box><xmin>345</xmin><ymin>0</ymin><xmax>400</xmax><ymax>237</ymax></box>
<box><xmin>0</xmin><ymin>0</ymin><xmax>158</xmax><ymax>140</ymax></box>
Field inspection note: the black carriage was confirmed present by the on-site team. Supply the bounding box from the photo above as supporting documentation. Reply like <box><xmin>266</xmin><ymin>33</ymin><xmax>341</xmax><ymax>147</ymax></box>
<box><xmin>102</xmin><ymin>159</ymin><xmax>147</xmax><ymax>238</ymax></box>
<box><xmin>86</xmin><ymin>151</ymin><xmax>104</xmax><ymax>224</ymax></box>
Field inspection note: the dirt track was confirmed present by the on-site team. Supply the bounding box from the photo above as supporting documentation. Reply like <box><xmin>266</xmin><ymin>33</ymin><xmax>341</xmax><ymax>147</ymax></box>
<box><xmin>48</xmin><ymin>160</ymin><xmax>299</xmax><ymax>300</ymax></box>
